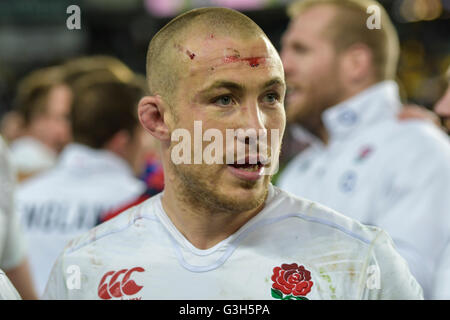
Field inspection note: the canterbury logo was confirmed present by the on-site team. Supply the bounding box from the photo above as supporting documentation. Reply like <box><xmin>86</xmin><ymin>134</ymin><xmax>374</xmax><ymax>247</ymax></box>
<box><xmin>98</xmin><ymin>267</ymin><xmax>145</xmax><ymax>299</ymax></box>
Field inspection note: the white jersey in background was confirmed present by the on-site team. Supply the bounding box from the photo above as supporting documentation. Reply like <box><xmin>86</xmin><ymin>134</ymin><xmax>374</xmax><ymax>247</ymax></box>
<box><xmin>43</xmin><ymin>185</ymin><xmax>423</xmax><ymax>300</ymax></box>
<box><xmin>0</xmin><ymin>269</ymin><xmax>21</xmax><ymax>300</ymax></box>
<box><xmin>16</xmin><ymin>143</ymin><xmax>145</xmax><ymax>297</ymax></box>
<box><xmin>0</xmin><ymin>136</ymin><xmax>28</xmax><ymax>273</ymax></box>
<box><xmin>277</xmin><ymin>81</ymin><xmax>450</xmax><ymax>299</ymax></box>
<box><xmin>9</xmin><ymin>136</ymin><xmax>57</xmax><ymax>177</ymax></box>
<box><xmin>433</xmin><ymin>241</ymin><xmax>450</xmax><ymax>299</ymax></box>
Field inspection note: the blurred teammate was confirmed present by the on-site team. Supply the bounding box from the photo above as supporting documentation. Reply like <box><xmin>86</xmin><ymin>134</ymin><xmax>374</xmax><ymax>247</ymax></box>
<box><xmin>277</xmin><ymin>0</ymin><xmax>450</xmax><ymax>298</ymax></box>
<box><xmin>0</xmin><ymin>136</ymin><xmax>37</xmax><ymax>299</ymax></box>
<box><xmin>9</xmin><ymin>66</ymin><xmax>72</xmax><ymax>182</ymax></box>
<box><xmin>431</xmin><ymin>66</ymin><xmax>450</xmax><ymax>299</ymax></box>
<box><xmin>44</xmin><ymin>8</ymin><xmax>422</xmax><ymax>300</ymax></box>
<box><xmin>434</xmin><ymin>66</ymin><xmax>450</xmax><ymax>133</ymax></box>
<box><xmin>16</xmin><ymin>76</ymin><xmax>146</xmax><ymax>297</ymax></box>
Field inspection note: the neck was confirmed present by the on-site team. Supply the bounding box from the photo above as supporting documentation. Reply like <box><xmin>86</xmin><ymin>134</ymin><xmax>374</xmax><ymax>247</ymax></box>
<box><xmin>160</xmin><ymin>166</ymin><xmax>267</xmax><ymax>250</ymax></box>
<box><xmin>309</xmin><ymin>80</ymin><xmax>377</xmax><ymax>145</ymax></box>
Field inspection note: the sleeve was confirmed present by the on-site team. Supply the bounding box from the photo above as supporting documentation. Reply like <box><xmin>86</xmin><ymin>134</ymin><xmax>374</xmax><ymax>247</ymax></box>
<box><xmin>0</xmin><ymin>269</ymin><xmax>21</xmax><ymax>300</ymax></box>
<box><xmin>371</xmin><ymin>135</ymin><xmax>450</xmax><ymax>299</ymax></box>
<box><xmin>0</xmin><ymin>137</ymin><xmax>28</xmax><ymax>271</ymax></box>
<box><xmin>362</xmin><ymin>229</ymin><xmax>424</xmax><ymax>300</ymax></box>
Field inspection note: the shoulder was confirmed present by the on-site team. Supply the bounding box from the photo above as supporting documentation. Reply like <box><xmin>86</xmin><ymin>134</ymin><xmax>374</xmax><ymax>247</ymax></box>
<box><xmin>379</xmin><ymin>119</ymin><xmax>450</xmax><ymax>155</ymax></box>
<box><xmin>59</xmin><ymin>194</ymin><xmax>162</xmax><ymax>257</ymax></box>
<box><xmin>268</xmin><ymin>187</ymin><xmax>423</xmax><ymax>299</ymax></box>
<box><xmin>268</xmin><ymin>186</ymin><xmax>381</xmax><ymax>245</ymax></box>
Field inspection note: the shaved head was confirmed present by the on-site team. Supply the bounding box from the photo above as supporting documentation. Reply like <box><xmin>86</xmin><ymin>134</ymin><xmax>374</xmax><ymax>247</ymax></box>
<box><xmin>146</xmin><ymin>7</ymin><xmax>268</xmax><ymax>108</ymax></box>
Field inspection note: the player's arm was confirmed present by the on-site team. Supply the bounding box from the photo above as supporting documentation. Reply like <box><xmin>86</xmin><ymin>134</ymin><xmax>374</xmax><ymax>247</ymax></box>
<box><xmin>0</xmin><ymin>205</ymin><xmax>38</xmax><ymax>300</ymax></box>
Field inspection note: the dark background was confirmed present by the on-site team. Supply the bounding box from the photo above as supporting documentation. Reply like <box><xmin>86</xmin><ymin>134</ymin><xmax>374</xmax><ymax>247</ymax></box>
<box><xmin>0</xmin><ymin>0</ymin><xmax>449</xmax><ymax>119</ymax></box>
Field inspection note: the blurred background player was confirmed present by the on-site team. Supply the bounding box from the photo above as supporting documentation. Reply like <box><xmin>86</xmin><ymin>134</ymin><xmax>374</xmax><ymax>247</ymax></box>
<box><xmin>0</xmin><ymin>135</ymin><xmax>37</xmax><ymax>299</ymax></box>
<box><xmin>401</xmin><ymin>65</ymin><xmax>450</xmax><ymax>299</ymax></box>
<box><xmin>434</xmin><ymin>65</ymin><xmax>450</xmax><ymax>133</ymax></box>
<box><xmin>277</xmin><ymin>0</ymin><xmax>450</xmax><ymax>299</ymax></box>
<box><xmin>99</xmin><ymin>73</ymin><xmax>164</xmax><ymax>223</ymax></box>
<box><xmin>16</xmin><ymin>67</ymin><xmax>147</xmax><ymax>297</ymax></box>
<box><xmin>8</xmin><ymin>66</ymin><xmax>72</xmax><ymax>182</ymax></box>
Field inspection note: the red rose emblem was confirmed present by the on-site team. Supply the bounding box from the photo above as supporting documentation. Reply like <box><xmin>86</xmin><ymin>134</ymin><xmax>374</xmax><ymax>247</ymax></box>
<box><xmin>271</xmin><ymin>263</ymin><xmax>313</xmax><ymax>300</ymax></box>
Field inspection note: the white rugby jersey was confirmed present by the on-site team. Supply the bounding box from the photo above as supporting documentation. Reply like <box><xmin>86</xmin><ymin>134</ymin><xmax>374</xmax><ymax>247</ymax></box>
<box><xmin>17</xmin><ymin>143</ymin><xmax>145</xmax><ymax>297</ymax></box>
<box><xmin>0</xmin><ymin>136</ymin><xmax>27</xmax><ymax>272</ymax></box>
<box><xmin>43</xmin><ymin>185</ymin><xmax>423</xmax><ymax>300</ymax></box>
<box><xmin>277</xmin><ymin>81</ymin><xmax>450</xmax><ymax>299</ymax></box>
<box><xmin>0</xmin><ymin>269</ymin><xmax>21</xmax><ymax>300</ymax></box>
<box><xmin>9</xmin><ymin>136</ymin><xmax>56</xmax><ymax>176</ymax></box>
<box><xmin>432</xmin><ymin>242</ymin><xmax>450</xmax><ymax>299</ymax></box>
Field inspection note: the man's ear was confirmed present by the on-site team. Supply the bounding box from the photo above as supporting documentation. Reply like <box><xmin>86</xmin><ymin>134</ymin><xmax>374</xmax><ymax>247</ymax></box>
<box><xmin>138</xmin><ymin>95</ymin><xmax>171</xmax><ymax>141</ymax></box>
<box><xmin>341</xmin><ymin>43</ymin><xmax>374</xmax><ymax>84</ymax></box>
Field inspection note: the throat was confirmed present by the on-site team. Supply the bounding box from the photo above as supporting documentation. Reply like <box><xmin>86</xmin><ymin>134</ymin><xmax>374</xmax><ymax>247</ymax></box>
<box><xmin>160</xmin><ymin>187</ymin><xmax>266</xmax><ymax>250</ymax></box>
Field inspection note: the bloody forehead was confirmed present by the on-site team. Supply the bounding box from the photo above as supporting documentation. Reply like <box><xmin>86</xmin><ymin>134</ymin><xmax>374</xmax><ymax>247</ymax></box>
<box><xmin>173</xmin><ymin>35</ymin><xmax>279</xmax><ymax>75</ymax></box>
<box><xmin>222</xmin><ymin>48</ymin><xmax>265</xmax><ymax>68</ymax></box>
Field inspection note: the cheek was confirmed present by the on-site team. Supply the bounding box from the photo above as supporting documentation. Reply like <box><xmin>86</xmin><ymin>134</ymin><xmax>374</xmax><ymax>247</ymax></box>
<box><xmin>435</xmin><ymin>91</ymin><xmax>450</xmax><ymax>115</ymax></box>
<box><xmin>265</xmin><ymin>112</ymin><xmax>285</xmax><ymax>142</ymax></box>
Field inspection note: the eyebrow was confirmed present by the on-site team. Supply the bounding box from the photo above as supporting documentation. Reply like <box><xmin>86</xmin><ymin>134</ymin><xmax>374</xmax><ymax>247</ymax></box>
<box><xmin>202</xmin><ymin>80</ymin><xmax>244</xmax><ymax>93</ymax></box>
<box><xmin>200</xmin><ymin>77</ymin><xmax>285</xmax><ymax>95</ymax></box>
<box><xmin>263</xmin><ymin>77</ymin><xmax>285</xmax><ymax>89</ymax></box>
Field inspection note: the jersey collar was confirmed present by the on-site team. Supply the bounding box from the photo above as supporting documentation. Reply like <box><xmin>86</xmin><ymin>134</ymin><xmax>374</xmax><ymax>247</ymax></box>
<box><xmin>322</xmin><ymin>80</ymin><xmax>401</xmax><ymax>143</ymax></box>
<box><xmin>57</xmin><ymin>143</ymin><xmax>134</xmax><ymax>177</ymax></box>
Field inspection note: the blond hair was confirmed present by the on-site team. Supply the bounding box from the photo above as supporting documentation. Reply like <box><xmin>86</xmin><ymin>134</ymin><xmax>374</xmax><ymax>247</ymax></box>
<box><xmin>14</xmin><ymin>66</ymin><xmax>66</xmax><ymax>125</ymax></box>
<box><xmin>146</xmin><ymin>7</ymin><xmax>267</xmax><ymax>106</ymax></box>
<box><xmin>288</xmin><ymin>0</ymin><xmax>400</xmax><ymax>81</ymax></box>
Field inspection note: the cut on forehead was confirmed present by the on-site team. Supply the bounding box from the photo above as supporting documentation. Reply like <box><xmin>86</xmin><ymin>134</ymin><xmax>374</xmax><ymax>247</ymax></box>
<box><xmin>146</xmin><ymin>7</ymin><xmax>268</xmax><ymax>103</ymax></box>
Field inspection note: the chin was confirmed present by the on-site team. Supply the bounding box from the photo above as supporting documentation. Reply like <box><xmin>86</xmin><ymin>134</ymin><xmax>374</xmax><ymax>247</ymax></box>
<box><xmin>203</xmin><ymin>175</ymin><xmax>269</xmax><ymax>213</ymax></box>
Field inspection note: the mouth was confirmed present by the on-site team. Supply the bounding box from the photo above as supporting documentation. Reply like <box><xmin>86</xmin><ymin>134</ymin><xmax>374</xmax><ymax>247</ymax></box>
<box><xmin>226</xmin><ymin>156</ymin><xmax>267</xmax><ymax>181</ymax></box>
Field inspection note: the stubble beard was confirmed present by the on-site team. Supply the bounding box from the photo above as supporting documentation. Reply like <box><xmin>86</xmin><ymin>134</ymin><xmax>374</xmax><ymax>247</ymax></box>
<box><xmin>288</xmin><ymin>74</ymin><xmax>345</xmax><ymax>134</ymax></box>
<box><xmin>172</xmin><ymin>162</ymin><xmax>270</xmax><ymax>215</ymax></box>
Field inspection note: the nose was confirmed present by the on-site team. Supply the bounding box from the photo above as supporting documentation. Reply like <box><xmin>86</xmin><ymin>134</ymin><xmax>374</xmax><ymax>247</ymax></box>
<box><xmin>235</xmin><ymin>101</ymin><xmax>267</xmax><ymax>146</ymax></box>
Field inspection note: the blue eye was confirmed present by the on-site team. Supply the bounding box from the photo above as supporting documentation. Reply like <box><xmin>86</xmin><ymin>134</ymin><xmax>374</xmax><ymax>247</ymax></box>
<box><xmin>263</xmin><ymin>93</ymin><xmax>280</xmax><ymax>104</ymax></box>
<box><xmin>215</xmin><ymin>95</ymin><xmax>234</xmax><ymax>106</ymax></box>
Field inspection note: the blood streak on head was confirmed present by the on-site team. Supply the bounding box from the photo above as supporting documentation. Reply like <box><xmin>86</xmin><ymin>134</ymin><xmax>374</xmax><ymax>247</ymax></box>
<box><xmin>242</xmin><ymin>57</ymin><xmax>265</xmax><ymax>67</ymax></box>
<box><xmin>186</xmin><ymin>50</ymin><xmax>196</xmax><ymax>60</ymax></box>
<box><xmin>223</xmin><ymin>55</ymin><xmax>240</xmax><ymax>63</ymax></box>
<box><xmin>222</xmin><ymin>56</ymin><xmax>265</xmax><ymax>68</ymax></box>
<box><xmin>173</xmin><ymin>43</ymin><xmax>196</xmax><ymax>60</ymax></box>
